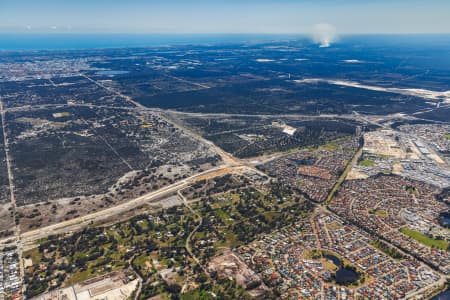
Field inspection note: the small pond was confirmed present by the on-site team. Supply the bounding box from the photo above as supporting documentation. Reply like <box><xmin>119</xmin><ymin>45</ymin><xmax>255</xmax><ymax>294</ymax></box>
<box><xmin>325</xmin><ymin>253</ymin><xmax>360</xmax><ymax>285</ymax></box>
<box><xmin>432</xmin><ymin>287</ymin><xmax>450</xmax><ymax>300</ymax></box>
<box><xmin>440</xmin><ymin>217</ymin><xmax>450</xmax><ymax>227</ymax></box>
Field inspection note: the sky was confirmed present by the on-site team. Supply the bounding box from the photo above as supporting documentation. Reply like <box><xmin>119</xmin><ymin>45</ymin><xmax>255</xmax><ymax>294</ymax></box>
<box><xmin>0</xmin><ymin>0</ymin><xmax>449</xmax><ymax>34</ymax></box>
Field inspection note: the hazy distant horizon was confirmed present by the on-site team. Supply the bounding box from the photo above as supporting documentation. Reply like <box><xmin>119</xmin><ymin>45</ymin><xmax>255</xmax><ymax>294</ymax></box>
<box><xmin>1</xmin><ymin>32</ymin><xmax>450</xmax><ymax>52</ymax></box>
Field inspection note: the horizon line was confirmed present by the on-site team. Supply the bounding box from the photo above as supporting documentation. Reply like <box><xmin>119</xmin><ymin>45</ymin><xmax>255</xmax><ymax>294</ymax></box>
<box><xmin>1</xmin><ymin>32</ymin><xmax>450</xmax><ymax>36</ymax></box>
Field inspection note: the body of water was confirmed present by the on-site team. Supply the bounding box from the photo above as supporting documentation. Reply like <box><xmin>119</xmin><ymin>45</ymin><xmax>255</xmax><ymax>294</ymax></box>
<box><xmin>0</xmin><ymin>33</ymin><xmax>298</xmax><ymax>51</ymax></box>
<box><xmin>2</xmin><ymin>33</ymin><xmax>449</xmax><ymax>52</ymax></box>
<box><xmin>432</xmin><ymin>287</ymin><xmax>450</xmax><ymax>300</ymax></box>
<box><xmin>335</xmin><ymin>267</ymin><xmax>360</xmax><ymax>285</ymax></box>
<box><xmin>440</xmin><ymin>217</ymin><xmax>450</xmax><ymax>227</ymax></box>
<box><xmin>324</xmin><ymin>253</ymin><xmax>360</xmax><ymax>285</ymax></box>
<box><xmin>325</xmin><ymin>254</ymin><xmax>342</xmax><ymax>267</ymax></box>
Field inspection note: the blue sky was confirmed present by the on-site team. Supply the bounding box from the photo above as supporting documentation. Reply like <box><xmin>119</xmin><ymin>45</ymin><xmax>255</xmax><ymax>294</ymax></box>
<box><xmin>0</xmin><ymin>0</ymin><xmax>449</xmax><ymax>34</ymax></box>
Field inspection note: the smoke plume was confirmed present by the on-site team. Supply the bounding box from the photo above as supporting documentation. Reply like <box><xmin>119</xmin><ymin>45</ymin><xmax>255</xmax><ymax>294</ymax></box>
<box><xmin>312</xmin><ymin>23</ymin><xmax>338</xmax><ymax>48</ymax></box>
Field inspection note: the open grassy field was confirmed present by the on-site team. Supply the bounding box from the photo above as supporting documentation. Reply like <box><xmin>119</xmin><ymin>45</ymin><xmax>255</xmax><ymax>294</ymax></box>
<box><xmin>320</xmin><ymin>141</ymin><xmax>339</xmax><ymax>151</ymax></box>
<box><xmin>368</xmin><ymin>209</ymin><xmax>388</xmax><ymax>217</ymax></box>
<box><xmin>359</xmin><ymin>159</ymin><xmax>375</xmax><ymax>167</ymax></box>
<box><xmin>400</xmin><ymin>227</ymin><xmax>449</xmax><ymax>250</ymax></box>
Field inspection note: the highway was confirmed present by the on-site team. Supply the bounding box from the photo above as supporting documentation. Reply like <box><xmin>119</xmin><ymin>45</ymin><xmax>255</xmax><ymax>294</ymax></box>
<box><xmin>20</xmin><ymin>165</ymin><xmax>255</xmax><ymax>250</ymax></box>
<box><xmin>14</xmin><ymin>74</ymin><xmax>251</xmax><ymax>251</ymax></box>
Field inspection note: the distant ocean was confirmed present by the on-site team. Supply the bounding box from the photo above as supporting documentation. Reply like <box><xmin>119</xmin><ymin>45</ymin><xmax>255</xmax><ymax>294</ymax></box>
<box><xmin>0</xmin><ymin>33</ymin><xmax>299</xmax><ymax>51</ymax></box>
<box><xmin>1</xmin><ymin>33</ymin><xmax>449</xmax><ymax>52</ymax></box>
